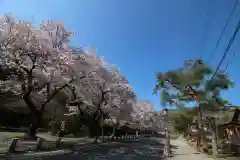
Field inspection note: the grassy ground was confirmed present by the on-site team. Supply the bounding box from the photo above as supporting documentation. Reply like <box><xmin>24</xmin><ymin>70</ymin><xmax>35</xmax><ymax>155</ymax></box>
<box><xmin>0</xmin><ymin>132</ymin><xmax>24</xmax><ymax>147</ymax></box>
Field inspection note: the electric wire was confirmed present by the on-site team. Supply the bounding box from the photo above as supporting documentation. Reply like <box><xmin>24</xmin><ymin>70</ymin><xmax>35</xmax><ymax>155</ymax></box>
<box><xmin>199</xmin><ymin>0</ymin><xmax>216</xmax><ymax>59</ymax></box>
<box><xmin>224</xmin><ymin>42</ymin><xmax>240</xmax><ymax>71</ymax></box>
<box><xmin>224</xmin><ymin>51</ymin><xmax>236</xmax><ymax>71</ymax></box>
<box><xmin>208</xmin><ymin>0</ymin><xmax>239</xmax><ymax>64</ymax></box>
<box><xmin>224</xmin><ymin>51</ymin><xmax>236</xmax><ymax>72</ymax></box>
<box><xmin>189</xmin><ymin>20</ymin><xmax>240</xmax><ymax>119</ymax></box>
<box><xmin>209</xmin><ymin>20</ymin><xmax>240</xmax><ymax>83</ymax></box>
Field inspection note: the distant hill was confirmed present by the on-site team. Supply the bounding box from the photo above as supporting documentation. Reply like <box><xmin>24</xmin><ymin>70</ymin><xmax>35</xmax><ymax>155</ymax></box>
<box><xmin>165</xmin><ymin>106</ymin><xmax>240</xmax><ymax>115</ymax></box>
<box><xmin>164</xmin><ymin>106</ymin><xmax>240</xmax><ymax>127</ymax></box>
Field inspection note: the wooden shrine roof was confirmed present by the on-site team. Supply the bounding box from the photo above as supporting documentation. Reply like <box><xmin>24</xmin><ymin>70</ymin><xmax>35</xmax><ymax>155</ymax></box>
<box><xmin>218</xmin><ymin>108</ymin><xmax>240</xmax><ymax>129</ymax></box>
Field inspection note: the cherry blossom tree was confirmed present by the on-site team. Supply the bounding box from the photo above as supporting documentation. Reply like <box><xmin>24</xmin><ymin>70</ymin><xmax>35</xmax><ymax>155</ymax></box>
<box><xmin>0</xmin><ymin>15</ymin><xmax>77</xmax><ymax>138</ymax></box>
<box><xmin>0</xmin><ymin>14</ymin><xmax>156</xmax><ymax>139</ymax></box>
<box><xmin>129</xmin><ymin>100</ymin><xmax>152</xmax><ymax>135</ymax></box>
<box><xmin>64</xmin><ymin>55</ymin><xmax>136</xmax><ymax>140</ymax></box>
<box><xmin>55</xmin><ymin>44</ymin><xmax>137</xmax><ymax>138</ymax></box>
<box><xmin>129</xmin><ymin>100</ymin><xmax>166</xmax><ymax>135</ymax></box>
<box><xmin>104</xmin><ymin>79</ymin><xmax>136</xmax><ymax>137</ymax></box>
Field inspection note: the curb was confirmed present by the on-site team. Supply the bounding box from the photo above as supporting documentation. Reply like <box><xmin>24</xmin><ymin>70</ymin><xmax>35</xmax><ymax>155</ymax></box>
<box><xmin>1</xmin><ymin>150</ymin><xmax>72</xmax><ymax>159</ymax></box>
<box><xmin>1</xmin><ymin>136</ymin><xmax>140</xmax><ymax>158</ymax></box>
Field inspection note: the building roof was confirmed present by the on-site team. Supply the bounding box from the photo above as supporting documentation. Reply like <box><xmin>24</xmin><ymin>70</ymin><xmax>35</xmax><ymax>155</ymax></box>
<box><xmin>218</xmin><ymin>108</ymin><xmax>240</xmax><ymax>127</ymax></box>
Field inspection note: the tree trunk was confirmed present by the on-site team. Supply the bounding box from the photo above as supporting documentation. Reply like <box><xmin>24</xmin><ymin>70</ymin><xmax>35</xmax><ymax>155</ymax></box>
<box><xmin>211</xmin><ymin>129</ymin><xmax>218</xmax><ymax>157</ymax></box>
<box><xmin>88</xmin><ymin>115</ymin><xmax>101</xmax><ymax>143</ymax></box>
<box><xmin>26</xmin><ymin>112</ymin><xmax>42</xmax><ymax>140</ymax></box>
<box><xmin>22</xmin><ymin>70</ymin><xmax>42</xmax><ymax>140</ymax></box>
<box><xmin>101</xmin><ymin>114</ymin><xmax>104</xmax><ymax>142</ymax></box>
<box><xmin>210</xmin><ymin>118</ymin><xmax>218</xmax><ymax>157</ymax></box>
<box><xmin>88</xmin><ymin>121</ymin><xmax>96</xmax><ymax>138</ymax></box>
<box><xmin>88</xmin><ymin>111</ymin><xmax>99</xmax><ymax>138</ymax></box>
<box><xmin>196</xmin><ymin>107</ymin><xmax>202</xmax><ymax>150</ymax></box>
<box><xmin>23</xmin><ymin>94</ymin><xmax>43</xmax><ymax>140</ymax></box>
<box><xmin>88</xmin><ymin>122</ymin><xmax>100</xmax><ymax>143</ymax></box>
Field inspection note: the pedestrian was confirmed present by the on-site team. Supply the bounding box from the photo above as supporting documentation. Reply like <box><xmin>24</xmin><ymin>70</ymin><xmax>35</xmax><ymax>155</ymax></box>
<box><xmin>164</xmin><ymin>128</ymin><xmax>170</xmax><ymax>157</ymax></box>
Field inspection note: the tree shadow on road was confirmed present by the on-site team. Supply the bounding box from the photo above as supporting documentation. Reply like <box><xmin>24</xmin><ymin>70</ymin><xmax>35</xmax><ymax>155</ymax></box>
<box><xmin>171</xmin><ymin>152</ymin><xmax>201</xmax><ymax>156</ymax></box>
<box><xmin>44</xmin><ymin>138</ymin><xmax>167</xmax><ymax>160</ymax></box>
<box><xmin>169</xmin><ymin>144</ymin><xmax>179</xmax><ymax>156</ymax></box>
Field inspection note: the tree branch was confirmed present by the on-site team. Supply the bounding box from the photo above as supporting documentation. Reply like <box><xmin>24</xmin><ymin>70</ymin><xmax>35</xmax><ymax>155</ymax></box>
<box><xmin>165</xmin><ymin>79</ymin><xmax>182</xmax><ymax>91</ymax></box>
<box><xmin>23</xmin><ymin>93</ymin><xmax>40</xmax><ymax>116</ymax></box>
<box><xmin>41</xmin><ymin>78</ymin><xmax>74</xmax><ymax>111</ymax></box>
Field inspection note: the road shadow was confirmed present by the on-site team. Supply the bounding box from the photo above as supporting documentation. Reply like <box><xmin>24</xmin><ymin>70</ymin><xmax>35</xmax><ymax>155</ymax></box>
<box><xmin>44</xmin><ymin>138</ymin><xmax>166</xmax><ymax>160</ymax></box>
<box><xmin>171</xmin><ymin>152</ymin><xmax>201</xmax><ymax>156</ymax></box>
<box><xmin>171</xmin><ymin>144</ymin><xmax>178</xmax><ymax>149</ymax></box>
<box><xmin>169</xmin><ymin>144</ymin><xmax>178</xmax><ymax>155</ymax></box>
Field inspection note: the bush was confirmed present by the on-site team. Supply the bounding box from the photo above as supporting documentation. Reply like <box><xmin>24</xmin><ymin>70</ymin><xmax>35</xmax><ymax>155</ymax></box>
<box><xmin>172</xmin><ymin>112</ymin><xmax>194</xmax><ymax>134</ymax></box>
<box><xmin>68</xmin><ymin>122</ymin><xmax>81</xmax><ymax>136</ymax></box>
<box><xmin>49</xmin><ymin>120</ymin><xmax>61</xmax><ymax>136</ymax></box>
<box><xmin>68</xmin><ymin>115</ymin><xmax>84</xmax><ymax>136</ymax></box>
<box><xmin>36</xmin><ymin>128</ymin><xmax>48</xmax><ymax>132</ymax></box>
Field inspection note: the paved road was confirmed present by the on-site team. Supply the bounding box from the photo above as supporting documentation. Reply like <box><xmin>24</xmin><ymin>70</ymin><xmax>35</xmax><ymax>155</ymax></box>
<box><xmin>42</xmin><ymin>138</ymin><xmax>165</xmax><ymax>160</ymax></box>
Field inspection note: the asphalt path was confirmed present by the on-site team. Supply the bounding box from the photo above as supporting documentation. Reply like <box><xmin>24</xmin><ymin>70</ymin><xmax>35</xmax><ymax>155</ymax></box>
<box><xmin>1</xmin><ymin>137</ymin><xmax>165</xmax><ymax>160</ymax></box>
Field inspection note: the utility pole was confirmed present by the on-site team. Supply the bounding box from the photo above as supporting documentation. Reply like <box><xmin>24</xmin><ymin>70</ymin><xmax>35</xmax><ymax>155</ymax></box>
<box><xmin>184</xmin><ymin>86</ymin><xmax>202</xmax><ymax>150</ymax></box>
<box><xmin>163</xmin><ymin>108</ymin><xmax>170</xmax><ymax>157</ymax></box>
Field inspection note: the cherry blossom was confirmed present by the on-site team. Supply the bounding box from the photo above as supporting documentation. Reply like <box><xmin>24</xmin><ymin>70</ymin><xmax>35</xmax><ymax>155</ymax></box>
<box><xmin>0</xmin><ymin>14</ymin><xmax>164</xmax><ymax>135</ymax></box>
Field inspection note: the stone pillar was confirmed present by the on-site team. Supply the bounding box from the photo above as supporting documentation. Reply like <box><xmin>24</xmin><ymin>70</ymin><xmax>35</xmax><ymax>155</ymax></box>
<box><xmin>36</xmin><ymin>138</ymin><xmax>43</xmax><ymax>150</ymax></box>
<box><xmin>8</xmin><ymin>138</ymin><xmax>18</xmax><ymax>153</ymax></box>
<box><xmin>136</xmin><ymin>130</ymin><xmax>139</xmax><ymax>136</ymax></box>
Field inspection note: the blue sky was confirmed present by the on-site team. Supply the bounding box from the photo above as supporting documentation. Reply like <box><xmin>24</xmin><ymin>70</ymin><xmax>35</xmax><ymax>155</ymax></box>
<box><xmin>1</xmin><ymin>0</ymin><xmax>240</xmax><ymax>110</ymax></box>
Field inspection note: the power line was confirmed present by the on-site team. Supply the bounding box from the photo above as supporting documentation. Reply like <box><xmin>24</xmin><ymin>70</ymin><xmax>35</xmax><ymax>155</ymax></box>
<box><xmin>208</xmin><ymin>0</ymin><xmax>239</xmax><ymax>64</ymax></box>
<box><xmin>224</xmin><ymin>42</ymin><xmax>240</xmax><ymax>71</ymax></box>
<box><xmin>193</xmin><ymin>22</ymin><xmax>240</xmax><ymax>122</ymax></box>
<box><xmin>199</xmin><ymin>0</ymin><xmax>216</xmax><ymax>59</ymax></box>
<box><xmin>224</xmin><ymin>51</ymin><xmax>236</xmax><ymax>72</ymax></box>
<box><xmin>209</xmin><ymin>20</ymin><xmax>240</xmax><ymax>83</ymax></box>
<box><xmin>185</xmin><ymin>20</ymin><xmax>239</xmax><ymax>134</ymax></box>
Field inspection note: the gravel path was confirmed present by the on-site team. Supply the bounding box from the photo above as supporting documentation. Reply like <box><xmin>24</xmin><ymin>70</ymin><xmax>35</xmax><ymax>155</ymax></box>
<box><xmin>169</xmin><ymin>137</ymin><xmax>213</xmax><ymax>160</ymax></box>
